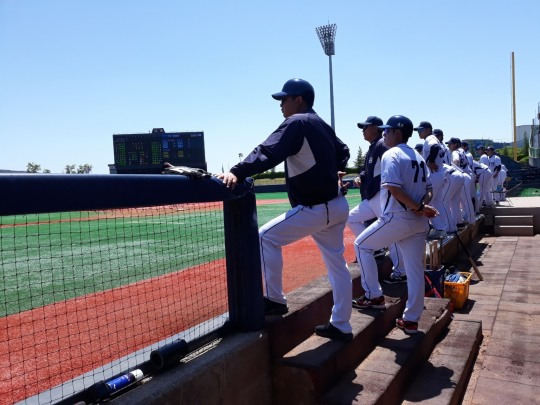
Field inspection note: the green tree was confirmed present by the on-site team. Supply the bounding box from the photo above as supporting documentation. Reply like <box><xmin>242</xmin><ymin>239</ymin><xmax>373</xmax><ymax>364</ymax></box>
<box><xmin>64</xmin><ymin>164</ymin><xmax>76</xmax><ymax>174</ymax></box>
<box><xmin>26</xmin><ymin>162</ymin><xmax>41</xmax><ymax>173</ymax></box>
<box><xmin>43</xmin><ymin>169</ymin><xmax>51</xmax><ymax>173</ymax></box>
<box><xmin>352</xmin><ymin>146</ymin><xmax>364</xmax><ymax>170</ymax></box>
<box><xmin>77</xmin><ymin>164</ymin><xmax>93</xmax><ymax>174</ymax></box>
<box><xmin>521</xmin><ymin>136</ymin><xmax>529</xmax><ymax>157</ymax></box>
<box><xmin>498</xmin><ymin>146</ymin><xmax>511</xmax><ymax>157</ymax></box>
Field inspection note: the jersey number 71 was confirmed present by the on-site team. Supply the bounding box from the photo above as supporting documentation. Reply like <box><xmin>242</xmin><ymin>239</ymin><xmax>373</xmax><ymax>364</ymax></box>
<box><xmin>411</xmin><ymin>160</ymin><xmax>426</xmax><ymax>183</ymax></box>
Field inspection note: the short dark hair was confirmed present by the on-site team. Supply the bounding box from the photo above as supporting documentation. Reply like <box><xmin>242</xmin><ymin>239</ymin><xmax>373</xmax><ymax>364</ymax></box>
<box><xmin>301</xmin><ymin>92</ymin><xmax>315</xmax><ymax>108</ymax></box>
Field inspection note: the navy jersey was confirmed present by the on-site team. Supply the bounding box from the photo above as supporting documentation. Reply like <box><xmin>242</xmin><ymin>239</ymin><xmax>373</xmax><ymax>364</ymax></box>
<box><xmin>230</xmin><ymin>109</ymin><xmax>350</xmax><ymax>207</ymax></box>
<box><xmin>359</xmin><ymin>136</ymin><xmax>387</xmax><ymax>201</ymax></box>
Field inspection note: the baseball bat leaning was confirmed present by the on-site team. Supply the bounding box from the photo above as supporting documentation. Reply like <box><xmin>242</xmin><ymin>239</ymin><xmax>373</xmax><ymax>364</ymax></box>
<box><xmin>454</xmin><ymin>232</ymin><xmax>484</xmax><ymax>281</ymax></box>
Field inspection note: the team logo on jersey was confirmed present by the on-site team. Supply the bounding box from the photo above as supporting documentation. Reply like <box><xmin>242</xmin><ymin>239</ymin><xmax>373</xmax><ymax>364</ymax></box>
<box><xmin>368</xmin><ymin>157</ymin><xmax>373</xmax><ymax>164</ymax></box>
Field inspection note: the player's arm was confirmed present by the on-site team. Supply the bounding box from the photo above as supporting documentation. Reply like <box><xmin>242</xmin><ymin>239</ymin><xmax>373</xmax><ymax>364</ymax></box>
<box><xmin>492</xmin><ymin>157</ymin><xmax>501</xmax><ymax>177</ymax></box>
<box><xmin>426</xmin><ymin>143</ymin><xmax>440</xmax><ymax>171</ymax></box>
<box><xmin>423</xmin><ymin>187</ymin><xmax>433</xmax><ymax>204</ymax></box>
<box><xmin>334</xmin><ymin>135</ymin><xmax>350</xmax><ymax>172</ymax></box>
<box><xmin>221</xmin><ymin>120</ymin><xmax>303</xmax><ymax>188</ymax></box>
<box><xmin>386</xmin><ymin>185</ymin><xmax>438</xmax><ymax>217</ymax></box>
<box><xmin>451</xmin><ymin>151</ymin><xmax>460</xmax><ymax>166</ymax></box>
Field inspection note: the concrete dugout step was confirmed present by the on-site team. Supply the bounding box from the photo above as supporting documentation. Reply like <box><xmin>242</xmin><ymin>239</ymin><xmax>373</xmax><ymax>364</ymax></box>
<box><xmin>494</xmin><ymin>215</ymin><xmax>533</xmax><ymax>226</ymax></box>
<box><xmin>320</xmin><ymin>298</ymin><xmax>452</xmax><ymax>405</ymax></box>
<box><xmin>402</xmin><ymin>320</ymin><xmax>483</xmax><ymax>405</ymax></box>
<box><xmin>494</xmin><ymin>224</ymin><xmax>534</xmax><ymax>236</ymax></box>
<box><xmin>272</xmin><ymin>296</ymin><xmax>404</xmax><ymax>405</ymax></box>
<box><xmin>267</xmin><ymin>267</ymin><xmax>373</xmax><ymax>360</ymax></box>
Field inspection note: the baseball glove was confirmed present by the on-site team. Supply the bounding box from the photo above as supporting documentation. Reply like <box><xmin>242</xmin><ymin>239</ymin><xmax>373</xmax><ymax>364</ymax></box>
<box><xmin>161</xmin><ymin>162</ymin><xmax>211</xmax><ymax>179</ymax></box>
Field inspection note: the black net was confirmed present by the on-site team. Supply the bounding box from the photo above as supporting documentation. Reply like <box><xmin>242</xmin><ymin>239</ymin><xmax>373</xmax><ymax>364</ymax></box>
<box><xmin>0</xmin><ymin>203</ymin><xmax>227</xmax><ymax>404</ymax></box>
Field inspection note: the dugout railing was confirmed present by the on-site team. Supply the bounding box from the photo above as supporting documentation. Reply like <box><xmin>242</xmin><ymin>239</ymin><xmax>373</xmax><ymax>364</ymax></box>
<box><xmin>0</xmin><ymin>174</ymin><xmax>264</xmax><ymax>404</ymax></box>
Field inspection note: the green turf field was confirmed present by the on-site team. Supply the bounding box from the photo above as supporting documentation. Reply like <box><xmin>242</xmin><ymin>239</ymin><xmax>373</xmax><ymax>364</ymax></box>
<box><xmin>517</xmin><ymin>187</ymin><xmax>540</xmax><ymax>197</ymax></box>
<box><xmin>1</xmin><ymin>192</ymin><xmax>362</xmax><ymax>317</ymax></box>
<box><xmin>0</xmin><ymin>210</ymin><xmax>226</xmax><ymax>316</ymax></box>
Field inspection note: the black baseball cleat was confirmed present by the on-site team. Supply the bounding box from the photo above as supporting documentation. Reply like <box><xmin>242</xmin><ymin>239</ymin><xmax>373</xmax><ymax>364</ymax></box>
<box><xmin>315</xmin><ymin>323</ymin><xmax>353</xmax><ymax>341</ymax></box>
<box><xmin>264</xmin><ymin>297</ymin><xmax>288</xmax><ymax>316</ymax></box>
<box><xmin>383</xmin><ymin>272</ymin><xmax>407</xmax><ymax>284</ymax></box>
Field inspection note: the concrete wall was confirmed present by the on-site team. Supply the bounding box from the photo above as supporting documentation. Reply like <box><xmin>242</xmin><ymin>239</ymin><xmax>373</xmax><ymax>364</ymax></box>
<box><xmin>114</xmin><ymin>332</ymin><xmax>272</xmax><ymax>405</ymax></box>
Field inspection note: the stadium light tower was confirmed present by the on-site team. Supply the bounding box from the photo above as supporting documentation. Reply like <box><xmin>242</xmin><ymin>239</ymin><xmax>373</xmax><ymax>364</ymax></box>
<box><xmin>315</xmin><ymin>23</ymin><xmax>337</xmax><ymax>130</ymax></box>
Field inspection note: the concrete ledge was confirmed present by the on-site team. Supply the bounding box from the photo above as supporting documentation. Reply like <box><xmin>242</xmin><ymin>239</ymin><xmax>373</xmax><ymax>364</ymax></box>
<box><xmin>112</xmin><ymin>332</ymin><xmax>272</xmax><ymax>405</ymax></box>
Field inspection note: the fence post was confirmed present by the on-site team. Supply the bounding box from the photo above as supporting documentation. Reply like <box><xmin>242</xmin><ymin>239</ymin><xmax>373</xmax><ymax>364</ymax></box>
<box><xmin>223</xmin><ymin>186</ymin><xmax>264</xmax><ymax>331</ymax></box>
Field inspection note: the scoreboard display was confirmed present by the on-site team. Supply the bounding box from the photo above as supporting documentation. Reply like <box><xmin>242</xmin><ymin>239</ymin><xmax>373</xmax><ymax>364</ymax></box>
<box><xmin>113</xmin><ymin>129</ymin><xmax>206</xmax><ymax>174</ymax></box>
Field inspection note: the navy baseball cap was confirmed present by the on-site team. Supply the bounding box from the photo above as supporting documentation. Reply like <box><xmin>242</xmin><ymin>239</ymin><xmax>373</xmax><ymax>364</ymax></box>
<box><xmin>462</xmin><ymin>141</ymin><xmax>469</xmax><ymax>147</ymax></box>
<box><xmin>272</xmin><ymin>78</ymin><xmax>315</xmax><ymax>100</ymax></box>
<box><xmin>487</xmin><ymin>146</ymin><xmax>495</xmax><ymax>151</ymax></box>
<box><xmin>414</xmin><ymin>143</ymin><xmax>423</xmax><ymax>152</ymax></box>
<box><xmin>476</xmin><ymin>144</ymin><xmax>485</xmax><ymax>150</ymax></box>
<box><xmin>433</xmin><ymin>129</ymin><xmax>444</xmax><ymax>137</ymax></box>
<box><xmin>445</xmin><ymin>137</ymin><xmax>460</xmax><ymax>145</ymax></box>
<box><xmin>357</xmin><ymin>116</ymin><xmax>383</xmax><ymax>129</ymax></box>
<box><xmin>378</xmin><ymin>115</ymin><xmax>414</xmax><ymax>138</ymax></box>
<box><xmin>414</xmin><ymin>121</ymin><xmax>432</xmax><ymax>131</ymax></box>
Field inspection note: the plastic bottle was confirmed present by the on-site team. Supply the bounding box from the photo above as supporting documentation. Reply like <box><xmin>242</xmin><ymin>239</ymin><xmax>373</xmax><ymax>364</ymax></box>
<box><xmin>105</xmin><ymin>369</ymin><xmax>144</xmax><ymax>393</ymax></box>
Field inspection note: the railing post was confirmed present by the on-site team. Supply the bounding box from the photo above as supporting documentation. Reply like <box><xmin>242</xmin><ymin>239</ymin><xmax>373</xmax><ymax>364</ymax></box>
<box><xmin>223</xmin><ymin>184</ymin><xmax>264</xmax><ymax>331</ymax></box>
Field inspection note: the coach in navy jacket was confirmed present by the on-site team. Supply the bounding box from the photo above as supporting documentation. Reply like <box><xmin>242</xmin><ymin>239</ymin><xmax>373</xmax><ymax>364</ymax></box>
<box><xmin>228</xmin><ymin>109</ymin><xmax>349</xmax><ymax>207</ymax></box>
<box><xmin>219</xmin><ymin>78</ymin><xmax>354</xmax><ymax>342</ymax></box>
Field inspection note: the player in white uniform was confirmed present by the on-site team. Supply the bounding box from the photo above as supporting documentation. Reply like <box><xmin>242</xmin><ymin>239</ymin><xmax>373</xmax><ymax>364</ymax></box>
<box><xmin>497</xmin><ymin>164</ymin><xmax>508</xmax><ymax>200</ymax></box>
<box><xmin>434</xmin><ymin>129</ymin><xmax>464</xmax><ymax>233</ymax></box>
<box><xmin>477</xmin><ymin>145</ymin><xmax>494</xmax><ymax>207</ymax></box>
<box><xmin>347</xmin><ymin>116</ymin><xmax>406</xmax><ymax>285</ymax></box>
<box><xmin>486</xmin><ymin>146</ymin><xmax>503</xmax><ymax>201</ymax></box>
<box><xmin>447</xmin><ymin>138</ymin><xmax>475</xmax><ymax>224</ymax></box>
<box><xmin>462</xmin><ymin>142</ymin><xmax>478</xmax><ymax>212</ymax></box>
<box><xmin>416</xmin><ymin>122</ymin><xmax>449</xmax><ymax>236</ymax></box>
<box><xmin>472</xmin><ymin>159</ymin><xmax>492</xmax><ymax>211</ymax></box>
<box><xmin>351</xmin><ymin>115</ymin><xmax>438</xmax><ymax>335</ymax></box>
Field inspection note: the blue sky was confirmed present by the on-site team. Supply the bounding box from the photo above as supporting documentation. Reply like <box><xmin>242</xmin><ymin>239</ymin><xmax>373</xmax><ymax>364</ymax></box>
<box><xmin>1</xmin><ymin>1</ymin><xmax>539</xmax><ymax>174</ymax></box>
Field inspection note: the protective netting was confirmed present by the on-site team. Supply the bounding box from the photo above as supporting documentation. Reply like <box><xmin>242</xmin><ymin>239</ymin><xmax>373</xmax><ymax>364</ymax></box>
<box><xmin>0</xmin><ymin>203</ymin><xmax>227</xmax><ymax>404</ymax></box>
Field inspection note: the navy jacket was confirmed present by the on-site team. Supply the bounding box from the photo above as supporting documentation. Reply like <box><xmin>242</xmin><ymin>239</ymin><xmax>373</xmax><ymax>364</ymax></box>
<box><xmin>359</xmin><ymin>136</ymin><xmax>387</xmax><ymax>201</ymax></box>
<box><xmin>230</xmin><ymin>109</ymin><xmax>350</xmax><ymax>207</ymax></box>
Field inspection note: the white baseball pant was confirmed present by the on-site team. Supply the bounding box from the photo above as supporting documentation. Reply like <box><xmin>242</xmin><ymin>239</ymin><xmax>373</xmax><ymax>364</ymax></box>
<box><xmin>259</xmin><ymin>194</ymin><xmax>352</xmax><ymax>333</ymax></box>
<box><xmin>460</xmin><ymin>172</ymin><xmax>476</xmax><ymax>223</ymax></box>
<box><xmin>443</xmin><ymin>170</ymin><xmax>464</xmax><ymax>233</ymax></box>
<box><xmin>354</xmin><ymin>211</ymin><xmax>430</xmax><ymax>322</ymax></box>
<box><xmin>476</xmin><ymin>169</ymin><xmax>493</xmax><ymax>208</ymax></box>
<box><xmin>347</xmin><ymin>191</ymin><xmax>405</xmax><ymax>275</ymax></box>
<box><xmin>428</xmin><ymin>169</ymin><xmax>449</xmax><ymax>232</ymax></box>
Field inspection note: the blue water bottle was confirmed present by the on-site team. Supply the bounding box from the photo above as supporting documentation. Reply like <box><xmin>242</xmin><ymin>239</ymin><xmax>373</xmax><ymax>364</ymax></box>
<box><xmin>105</xmin><ymin>369</ymin><xmax>143</xmax><ymax>393</ymax></box>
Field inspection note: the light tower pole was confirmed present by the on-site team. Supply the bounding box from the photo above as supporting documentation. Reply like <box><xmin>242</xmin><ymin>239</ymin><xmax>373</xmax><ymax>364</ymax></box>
<box><xmin>316</xmin><ymin>23</ymin><xmax>337</xmax><ymax>130</ymax></box>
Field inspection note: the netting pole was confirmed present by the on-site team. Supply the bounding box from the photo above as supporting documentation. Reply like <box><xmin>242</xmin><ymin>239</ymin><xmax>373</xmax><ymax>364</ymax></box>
<box><xmin>223</xmin><ymin>186</ymin><xmax>264</xmax><ymax>331</ymax></box>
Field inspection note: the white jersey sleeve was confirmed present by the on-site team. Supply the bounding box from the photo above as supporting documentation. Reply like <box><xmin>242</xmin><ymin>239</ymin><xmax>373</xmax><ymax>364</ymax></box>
<box><xmin>380</xmin><ymin>144</ymin><xmax>432</xmax><ymax>215</ymax></box>
<box><xmin>451</xmin><ymin>150</ymin><xmax>460</xmax><ymax>166</ymax></box>
<box><xmin>465</xmin><ymin>151</ymin><xmax>474</xmax><ymax>169</ymax></box>
<box><xmin>423</xmin><ymin>135</ymin><xmax>447</xmax><ymax>168</ymax></box>
<box><xmin>479</xmin><ymin>154</ymin><xmax>489</xmax><ymax>166</ymax></box>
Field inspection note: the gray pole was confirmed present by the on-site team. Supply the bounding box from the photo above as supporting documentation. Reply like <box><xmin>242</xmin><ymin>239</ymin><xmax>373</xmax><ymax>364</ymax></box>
<box><xmin>329</xmin><ymin>54</ymin><xmax>335</xmax><ymax>130</ymax></box>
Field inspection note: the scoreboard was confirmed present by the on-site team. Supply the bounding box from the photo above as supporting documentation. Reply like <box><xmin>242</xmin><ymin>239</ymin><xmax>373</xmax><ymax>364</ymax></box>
<box><xmin>113</xmin><ymin>129</ymin><xmax>206</xmax><ymax>174</ymax></box>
